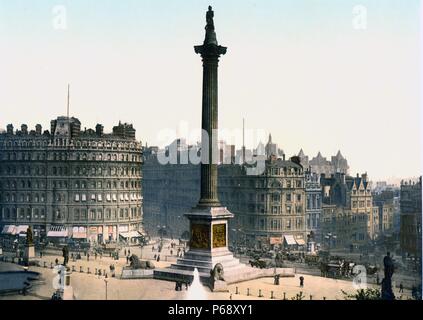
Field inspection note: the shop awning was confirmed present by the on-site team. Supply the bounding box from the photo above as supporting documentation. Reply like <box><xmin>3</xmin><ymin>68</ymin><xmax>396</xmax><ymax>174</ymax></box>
<box><xmin>1</xmin><ymin>225</ymin><xmax>16</xmax><ymax>235</ymax></box>
<box><xmin>119</xmin><ymin>231</ymin><xmax>144</xmax><ymax>239</ymax></box>
<box><xmin>47</xmin><ymin>226</ymin><xmax>68</xmax><ymax>238</ymax></box>
<box><xmin>72</xmin><ymin>232</ymin><xmax>87</xmax><ymax>239</ymax></box>
<box><xmin>16</xmin><ymin>225</ymin><xmax>29</xmax><ymax>235</ymax></box>
<box><xmin>295</xmin><ymin>238</ymin><xmax>306</xmax><ymax>245</ymax></box>
<box><xmin>284</xmin><ymin>235</ymin><xmax>297</xmax><ymax>245</ymax></box>
<box><xmin>72</xmin><ymin>227</ymin><xmax>87</xmax><ymax>239</ymax></box>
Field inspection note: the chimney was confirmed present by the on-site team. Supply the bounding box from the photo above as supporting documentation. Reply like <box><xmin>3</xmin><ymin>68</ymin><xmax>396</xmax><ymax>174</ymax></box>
<box><xmin>95</xmin><ymin>124</ymin><xmax>104</xmax><ymax>136</ymax></box>
<box><xmin>21</xmin><ymin>124</ymin><xmax>28</xmax><ymax>134</ymax></box>
<box><xmin>6</xmin><ymin>124</ymin><xmax>13</xmax><ymax>134</ymax></box>
<box><xmin>290</xmin><ymin>156</ymin><xmax>301</xmax><ymax>165</ymax></box>
<box><xmin>35</xmin><ymin>124</ymin><xmax>42</xmax><ymax>135</ymax></box>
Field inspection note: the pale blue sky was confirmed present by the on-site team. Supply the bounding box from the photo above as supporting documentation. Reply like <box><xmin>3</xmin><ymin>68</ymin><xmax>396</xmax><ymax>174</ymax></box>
<box><xmin>0</xmin><ymin>0</ymin><xmax>422</xmax><ymax>180</ymax></box>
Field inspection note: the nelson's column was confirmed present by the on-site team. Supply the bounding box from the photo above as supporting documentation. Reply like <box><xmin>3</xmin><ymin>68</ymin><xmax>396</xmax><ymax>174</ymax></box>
<box><xmin>154</xmin><ymin>6</ymin><xmax>257</xmax><ymax>286</ymax></box>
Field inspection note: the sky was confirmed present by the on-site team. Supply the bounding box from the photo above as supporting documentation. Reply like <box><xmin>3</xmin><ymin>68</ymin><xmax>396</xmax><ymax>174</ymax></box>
<box><xmin>0</xmin><ymin>0</ymin><xmax>422</xmax><ymax>181</ymax></box>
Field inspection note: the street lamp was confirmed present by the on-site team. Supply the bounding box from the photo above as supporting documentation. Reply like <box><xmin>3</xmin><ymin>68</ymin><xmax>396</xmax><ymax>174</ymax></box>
<box><xmin>324</xmin><ymin>232</ymin><xmax>337</xmax><ymax>259</ymax></box>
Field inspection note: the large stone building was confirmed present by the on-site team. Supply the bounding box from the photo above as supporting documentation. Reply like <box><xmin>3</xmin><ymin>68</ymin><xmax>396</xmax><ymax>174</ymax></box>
<box><xmin>143</xmin><ymin>144</ymin><xmax>308</xmax><ymax>248</ymax></box>
<box><xmin>400</xmin><ymin>177</ymin><xmax>422</xmax><ymax>259</ymax></box>
<box><xmin>0</xmin><ymin>116</ymin><xmax>143</xmax><ymax>244</ymax></box>
<box><xmin>320</xmin><ymin>173</ymin><xmax>377</xmax><ymax>250</ymax></box>
<box><xmin>219</xmin><ymin>155</ymin><xmax>307</xmax><ymax>248</ymax></box>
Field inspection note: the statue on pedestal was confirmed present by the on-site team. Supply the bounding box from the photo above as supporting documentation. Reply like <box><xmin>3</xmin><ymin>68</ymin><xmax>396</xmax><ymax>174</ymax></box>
<box><xmin>381</xmin><ymin>252</ymin><xmax>395</xmax><ymax>300</ymax></box>
<box><xmin>204</xmin><ymin>6</ymin><xmax>218</xmax><ymax>45</ymax></box>
<box><xmin>26</xmin><ymin>226</ymin><xmax>34</xmax><ymax>246</ymax></box>
<box><xmin>23</xmin><ymin>226</ymin><xmax>36</xmax><ymax>266</ymax></box>
<box><xmin>62</xmin><ymin>245</ymin><xmax>69</xmax><ymax>266</ymax></box>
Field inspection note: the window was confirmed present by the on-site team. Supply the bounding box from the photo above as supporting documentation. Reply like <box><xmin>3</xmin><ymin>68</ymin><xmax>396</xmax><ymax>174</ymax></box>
<box><xmin>286</xmin><ymin>193</ymin><xmax>291</xmax><ymax>202</ymax></box>
<box><xmin>75</xmin><ymin>194</ymin><xmax>80</xmax><ymax>202</ymax></box>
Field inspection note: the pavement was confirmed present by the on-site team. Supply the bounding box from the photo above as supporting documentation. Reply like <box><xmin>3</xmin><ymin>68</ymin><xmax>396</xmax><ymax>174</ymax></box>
<box><xmin>0</xmin><ymin>239</ymin><xmax>416</xmax><ymax>300</ymax></box>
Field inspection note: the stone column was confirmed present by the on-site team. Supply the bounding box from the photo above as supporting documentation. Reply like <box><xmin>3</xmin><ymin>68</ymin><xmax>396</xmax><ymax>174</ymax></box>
<box><xmin>194</xmin><ymin>6</ymin><xmax>227</xmax><ymax>207</ymax></box>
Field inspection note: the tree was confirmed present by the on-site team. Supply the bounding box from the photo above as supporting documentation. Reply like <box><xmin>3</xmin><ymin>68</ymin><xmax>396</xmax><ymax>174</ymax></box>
<box><xmin>342</xmin><ymin>288</ymin><xmax>381</xmax><ymax>300</ymax></box>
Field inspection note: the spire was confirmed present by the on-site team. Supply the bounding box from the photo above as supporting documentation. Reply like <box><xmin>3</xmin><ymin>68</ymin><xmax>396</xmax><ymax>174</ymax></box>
<box><xmin>242</xmin><ymin>117</ymin><xmax>246</xmax><ymax>164</ymax></box>
<box><xmin>66</xmin><ymin>84</ymin><xmax>70</xmax><ymax>118</ymax></box>
<box><xmin>268</xmin><ymin>133</ymin><xmax>272</xmax><ymax>143</ymax></box>
<box><xmin>298</xmin><ymin>148</ymin><xmax>305</xmax><ymax>157</ymax></box>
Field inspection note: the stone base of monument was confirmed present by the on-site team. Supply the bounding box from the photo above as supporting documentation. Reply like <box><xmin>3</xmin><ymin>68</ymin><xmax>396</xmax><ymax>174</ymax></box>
<box><xmin>154</xmin><ymin>249</ymin><xmax>296</xmax><ymax>285</ymax></box>
<box><xmin>210</xmin><ymin>280</ymin><xmax>229</xmax><ymax>292</ymax></box>
<box><xmin>23</xmin><ymin>245</ymin><xmax>38</xmax><ymax>266</ymax></box>
<box><xmin>121</xmin><ymin>268</ymin><xmax>154</xmax><ymax>279</ymax></box>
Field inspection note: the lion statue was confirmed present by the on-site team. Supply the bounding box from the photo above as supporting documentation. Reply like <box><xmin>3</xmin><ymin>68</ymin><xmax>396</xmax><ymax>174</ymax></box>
<box><xmin>210</xmin><ymin>263</ymin><xmax>225</xmax><ymax>282</ymax></box>
<box><xmin>129</xmin><ymin>254</ymin><xmax>142</xmax><ymax>269</ymax></box>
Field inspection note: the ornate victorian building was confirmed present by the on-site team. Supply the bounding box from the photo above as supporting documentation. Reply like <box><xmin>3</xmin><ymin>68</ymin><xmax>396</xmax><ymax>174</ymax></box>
<box><xmin>0</xmin><ymin>116</ymin><xmax>143</xmax><ymax>243</ymax></box>
<box><xmin>320</xmin><ymin>173</ymin><xmax>377</xmax><ymax>249</ymax></box>
<box><xmin>219</xmin><ymin>156</ymin><xmax>307</xmax><ymax>248</ymax></box>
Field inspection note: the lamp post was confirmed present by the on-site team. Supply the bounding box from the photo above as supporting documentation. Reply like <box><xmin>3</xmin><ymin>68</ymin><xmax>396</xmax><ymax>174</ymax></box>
<box><xmin>104</xmin><ymin>279</ymin><xmax>108</xmax><ymax>300</ymax></box>
<box><xmin>324</xmin><ymin>232</ymin><xmax>337</xmax><ymax>259</ymax></box>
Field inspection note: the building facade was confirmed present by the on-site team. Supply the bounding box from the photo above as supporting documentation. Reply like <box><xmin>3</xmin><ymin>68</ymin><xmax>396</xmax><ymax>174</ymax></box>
<box><xmin>142</xmin><ymin>143</ymin><xmax>199</xmax><ymax>239</ymax></box>
<box><xmin>0</xmin><ymin>116</ymin><xmax>143</xmax><ymax>244</ymax></box>
<box><xmin>320</xmin><ymin>173</ymin><xmax>376</xmax><ymax>250</ymax></box>
<box><xmin>219</xmin><ymin>155</ymin><xmax>307</xmax><ymax>248</ymax></box>
<box><xmin>304</xmin><ymin>171</ymin><xmax>322</xmax><ymax>242</ymax></box>
<box><xmin>400</xmin><ymin>177</ymin><xmax>422</xmax><ymax>258</ymax></box>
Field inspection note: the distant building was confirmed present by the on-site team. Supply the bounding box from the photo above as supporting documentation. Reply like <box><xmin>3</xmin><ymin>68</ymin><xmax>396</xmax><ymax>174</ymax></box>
<box><xmin>298</xmin><ymin>150</ymin><xmax>349</xmax><ymax>176</ymax></box>
<box><xmin>0</xmin><ymin>117</ymin><xmax>143</xmax><ymax>244</ymax></box>
<box><xmin>373</xmin><ymin>190</ymin><xmax>398</xmax><ymax>235</ymax></box>
<box><xmin>400</xmin><ymin>177</ymin><xmax>422</xmax><ymax>258</ymax></box>
<box><xmin>142</xmin><ymin>142</ymin><xmax>199</xmax><ymax>238</ymax></box>
<box><xmin>320</xmin><ymin>173</ymin><xmax>376</xmax><ymax>249</ymax></box>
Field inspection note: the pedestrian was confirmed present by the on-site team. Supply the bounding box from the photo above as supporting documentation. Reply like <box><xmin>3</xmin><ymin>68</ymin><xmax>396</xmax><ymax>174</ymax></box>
<box><xmin>95</xmin><ymin>252</ymin><xmax>97</xmax><ymax>260</ymax></box>
<box><xmin>157</xmin><ymin>255</ymin><xmax>160</xmax><ymax>262</ymax></box>
<box><xmin>126</xmin><ymin>256</ymin><xmax>129</xmax><ymax>264</ymax></box>
<box><xmin>399</xmin><ymin>283</ymin><xmax>404</xmax><ymax>293</ymax></box>
<box><xmin>170</xmin><ymin>250</ymin><xmax>173</xmax><ymax>256</ymax></box>
<box><xmin>128</xmin><ymin>249</ymin><xmax>131</xmax><ymax>256</ymax></box>
<box><xmin>299</xmin><ymin>276</ymin><xmax>304</xmax><ymax>287</ymax></box>
<box><xmin>87</xmin><ymin>253</ymin><xmax>90</xmax><ymax>261</ymax></box>
<box><xmin>55</xmin><ymin>258</ymin><xmax>59</xmax><ymax>265</ymax></box>
<box><xmin>376</xmin><ymin>273</ymin><xmax>380</xmax><ymax>285</ymax></box>
<box><xmin>124</xmin><ymin>249</ymin><xmax>127</xmax><ymax>256</ymax></box>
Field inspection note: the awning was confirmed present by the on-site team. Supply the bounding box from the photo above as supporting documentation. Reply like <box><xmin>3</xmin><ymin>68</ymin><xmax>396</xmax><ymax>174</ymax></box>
<box><xmin>16</xmin><ymin>225</ymin><xmax>29</xmax><ymax>234</ymax></box>
<box><xmin>47</xmin><ymin>226</ymin><xmax>68</xmax><ymax>237</ymax></box>
<box><xmin>72</xmin><ymin>232</ymin><xmax>87</xmax><ymax>239</ymax></box>
<box><xmin>1</xmin><ymin>225</ymin><xmax>16</xmax><ymax>235</ymax></box>
<box><xmin>284</xmin><ymin>235</ymin><xmax>297</xmax><ymax>245</ymax></box>
<box><xmin>295</xmin><ymin>238</ymin><xmax>306</xmax><ymax>245</ymax></box>
<box><xmin>119</xmin><ymin>231</ymin><xmax>144</xmax><ymax>239</ymax></box>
